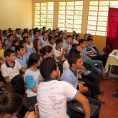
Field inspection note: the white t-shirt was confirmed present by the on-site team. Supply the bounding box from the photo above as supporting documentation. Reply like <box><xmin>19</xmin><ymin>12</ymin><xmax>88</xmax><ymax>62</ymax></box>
<box><xmin>73</xmin><ymin>39</ymin><xmax>78</xmax><ymax>44</ymax></box>
<box><xmin>37</xmin><ymin>79</ymin><xmax>79</xmax><ymax>118</ymax></box>
<box><xmin>53</xmin><ymin>47</ymin><xmax>65</xmax><ymax>62</ymax></box>
<box><xmin>27</xmin><ymin>42</ymin><xmax>33</xmax><ymax>49</ymax></box>
<box><xmin>1</xmin><ymin>60</ymin><xmax>22</xmax><ymax>79</ymax></box>
<box><xmin>63</xmin><ymin>60</ymin><xmax>70</xmax><ymax>72</ymax></box>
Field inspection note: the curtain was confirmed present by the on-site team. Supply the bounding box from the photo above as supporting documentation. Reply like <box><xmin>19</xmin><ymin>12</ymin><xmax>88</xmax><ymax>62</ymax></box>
<box><xmin>106</xmin><ymin>8</ymin><xmax>118</xmax><ymax>53</ymax></box>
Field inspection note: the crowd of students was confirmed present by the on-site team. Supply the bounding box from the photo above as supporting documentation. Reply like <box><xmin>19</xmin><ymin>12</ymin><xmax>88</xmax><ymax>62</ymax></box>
<box><xmin>0</xmin><ymin>27</ymin><xmax>107</xmax><ymax>118</ymax></box>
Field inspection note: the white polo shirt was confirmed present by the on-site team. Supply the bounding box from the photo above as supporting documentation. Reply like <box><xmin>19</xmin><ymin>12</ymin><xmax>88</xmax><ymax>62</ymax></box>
<box><xmin>40</xmin><ymin>37</ymin><xmax>48</xmax><ymax>47</ymax></box>
<box><xmin>53</xmin><ymin>47</ymin><xmax>65</xmax><ymax>62</ymax></box>
<box><xmin>1</xmin><ymin>60</ymin><xmax>22</xmax><ymax>79</ymax></box>
<box><xmin>37</xmin><ymin>78</ymin><xmax>79</xmax><ymax>118</ymax></box>
<box><xmin>73</xmin><ymin>39</ymin><xmax>78</xmax><ymax>44</ymax></box>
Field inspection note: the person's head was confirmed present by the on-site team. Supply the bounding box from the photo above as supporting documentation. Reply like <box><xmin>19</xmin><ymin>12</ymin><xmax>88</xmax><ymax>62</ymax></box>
<box><xmin>12</xmin><ymin>40</ymin><xmax>19</xmax><ymax>47</ymax></box>
<box><xmin>72</xmin><ymin>44</ymin><xmax>81</xmax><ymax>52</ymax></box>
<box><xmin>79</xmin><ymin>39</ymin><xmax>87</xmax><ymax>48</ymax></box>
<box><xmin>56</xmin><ymin>28</ymin><xmax>59</xmax><ymax>33</ymax></box>
<box><xmin>29</xmin><ymin>29</ymin><xmax>33</xmax><ymax>35</ymax></box>
<box><xmin>56</xmin><ymin>38</ymin><xmax>63</xmax><ymax>48</ymax></box>
<box><xmin>4</xmin><ymin>49</ymin><xmax>15</xmax><ymax>61</ymax></box>
<box><xmin>42</xmin><ymin>27</ymin><xmax>46</xmax><ymax>32</ymax></box>
<box><xmin>7</xmin><ymin>34</ymin><xmax>14</xmax><ymax>42</ymax></box>
<box><xmin>8</xmin><ymin>28</ymin><xmax>12</xmax><ymax>32</ymax></box>
<box><xmin>87</xmin><ymin>38</ymin><xmax>93</xmax><ymax>46</ymax></box>
<box><xmin>15</xmin><ymin>45</ymin><xmax>25</xmax><ymax>56</ymax></box>
<box><xmin>43</xmin><ymin>32</ymin><xmax>47</xmax><ymax>38</ymax></box>
<box><xmin>0</xmin><ymin>92</ymin><xmax>23</xmax><ymax>118</ymax></box>
<box><xmin>3</xmin><ymin>30</ymin><xmax>7</xmax><ymax>36</ymax></box>
<box><xmin>19</xmin><ymin>40</ymin><xmax>27</xmax><ymax>49</ymax></box>
<box><xmin>18</xmin><ymin>29</ymin><xmax>22</xmax><ymax>35</ymax></box>
<box><xmin>40</xmin><ymin>57</ymin><xmax>60</xmax><ymax>79</ymax></box>
<box><xmin>38</xmin><ymin>29</ymin><xmax>42</xmax><ymax>35</ymax></box>
<box><xmin>72</xmin><ymin>31</ymin><xmax>76</xmax><ymax>35</ymax></box>
<box><xmin>28</xmin><ymin>53</ymin><xmax>41</xmax><ymax>68</ymax></box>
<box><xmin>22</xmin><ymin>32</ymin><xmax>28</xmax><ymax>38</ymax></box>
<box><xmin>70</xmin><ymin>36</ymin><xmax>73</xmax><ymax>45</ymax></box>
<box><xmin>69</xmin><ymin>48</ymin><xmax>80</xmax><ymax>56</ymax></box>
<box><xmin>23</xmin><ymin>36</ymin><xmax>30</xmax><ymax>44</ymax></box>
<box><xmin>9</xmin><ymin>30</ymin><xmax>13</xmax><ymax>35</ymax></box>
<box><xmin>48</xmin><ymin>36</ymin><xmax>54</xmax><ymax>44</ymax></box>
<box><xmin>34</xmin><ymin>30</ymin><xmax>39</xmax><ymax>37</ymax></box>
<box><xmin>40</xmin><ymin>45</ymin><xmax>53</xmax><ymax>58</ymax></box>
<box><xmin>66</xmin><ymin>35</ymin><xmax>72</xmax><ymax>43</ymax></box>
<box><xmin>76</xmin><ymin>34</ymin><xmax>80</xmax><ymax>41</ymax></box>
<box><xmin>33</xmin><ymin>39</ymin><xmax>40</xmax><ymax>53</ymax></box>
<box><xmin>54</xmin><ymin>35</ymin><xmax>58</xmax><ymax>42</ymax></box>
<box><xmin>52</xmin><ymin>30</ymin><xmax>56</xmax><ymax>36</ymax></box>
<box><xmin>84</xmin><ymin>33</ymin><xmax>88</xmax><ymax>39</ymax></box>
<box><xmin>67</xmin><ymin>54</ymin><xmax>83</xmax><ymax>69</ymax></box>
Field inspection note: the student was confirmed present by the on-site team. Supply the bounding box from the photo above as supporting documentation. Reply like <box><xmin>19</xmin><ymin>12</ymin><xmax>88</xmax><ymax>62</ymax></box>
<box><xmin>40</xmin><ymin>32</ymin><xmax>48</xmax><ymax>47</ymax></box>
<box><xmin>11</xmin><ymin>40</ymin><xmax>19</xmax><ymax>51</ymax></box>
<box><xmin>0</xmin><ymin>92</ymin><xmax>35</xmax><ymax>118</ymax></box>
<box><xmin>61</xmin><ymin>54</ymin><xmax>102</xmax><ymax>117</ymax></box>
<box><xmin>2</xmin><ymin>30</ymin><xmax>7</xmax><ymax>40</ymax></box>
<box><xmin>25</xmin><ymin>53</ymin><xmax>42</xmax><ymax>97</ymax></box>
<box><xmin>32</xmin><ymin>39</ymin><xmax>40</xmax><ymax>54</ymax></box>
<box><xmin>52</xmin><ymin>29</ymin><xmax>57</xmax><ymax>37</ymax></box>
<box><xmin>5</xmin><ymin>34</ymin><xmax>14</xmax><ymax>49</ymax></box>
<box><xmin>84</xmin><ymin>33</ymin><xmax>89</xmax><ymax>40</ymax></box>
<box><xmin>47</xmin><ymin>36</ymin><xmax>56</xmax><ymax>48</ymax></box>
<box><xmin>0</xmin><ymin>39</ymin><xmax>5</xmax><ymax>60</ymax></box>
<box><xmin>73</xmin><ymin>34</ymin><xmax>80</xmax><ymax>44</ymax></box>
<box><xmin>23</xmin><ymin>36</ymin><xmax>33</xmax><ymax>49</ymax></box>
<box><xmin>37</xmin><ymin>57</ymin><xmax>90</xmax><ymax>118</ymax></box>
<box><xmin>15</xmin><ymin>45</ymin><xmax>27</xmax><ymax>73</ymax></box>
<box><xmin>19</xmin><ymin>40</ymin><xmax>33</xmax><ymax>62</ymax></box>
<box><xmin>1</xmin><ymin>49</ymin><xmax>24</xmax><ymax>84</ymax></box>
<box><xmin>40</xmin><ymin>45</ymin><xmax>53</xmax><ymax>59</ymax></box>
<box><xmin>53</xmin><ymin>39</ymin><xmax>68</xmax><ymax>62</ymax></box>
<box><xmin>62</xmin><ymin>35</ymin><xmax>72</xmax><ymax>55</ymax></box>
<box><xmin>29</xmin><ymin>29</ymin><xmax>34</xmax><ymax>39</ymax></box>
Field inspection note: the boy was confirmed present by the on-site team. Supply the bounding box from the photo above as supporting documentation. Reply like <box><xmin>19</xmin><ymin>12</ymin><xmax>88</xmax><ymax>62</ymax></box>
<box><xmin>47</xmin><ymin>36</ymin><xmax>56</xmax><ymax>48</ymax></box>
<box><xmin>37</xmin><ymin>57</ymin><xmax>90</xmax><ymax>118</ymax></box>
<box><xmin>15</xmin><ymin>45</ymin><xmax>27</xmax><ymax>73</ymax></box>
<box><xmin>1</xmin><ymin>49</ymin><xmax>24</xmax><ymax>84</ymax></box>
<box><xmin>73</xmin><ymin>34</ymin><xmax>80</xmax><ymax>44</ymax></box>
<box><xmin>40</xmin><ymin>32</ymin><xmax>48</xmax><ymax>47</ymax></box>
<box><xmin>53</xmin><ymin>39</ymin><xmax>68</xmax><ymax>62</ymax></box>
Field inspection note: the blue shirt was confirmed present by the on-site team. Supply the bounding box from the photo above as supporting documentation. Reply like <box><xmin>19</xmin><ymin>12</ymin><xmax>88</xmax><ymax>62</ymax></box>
<box><xmin>5</xmin><ymin>40</ymin><xmax>12</xmax><ymax>46</ymax></box>
<box><xmin>30</xmin><ymin>37</ymin><xmax>42</xmax><ymax>45</ymax></box>
<box><xmin>11</xmin><ymin>46</ymin><xmax>15</xmax><ymax>51</ymax></box>
<box><xmin>25</xmin><ymin>48</ymin><xmax>33</xmax><ymax>61</ymax></box>
<box><xmin>16</xmin><ymin>56</ymin><xmax>27</xmax><ymax>68</ymax></box>
<box><xmin>62</xmin><ymin>42</ymin><xmax>71</xmax><ymax>53</ymax></box>
<box><xmin>81</xmin><ymin>49</ymin><xmax>88</xmax><ymax>61</ymax></box>
<box><xmin>61</xmin><ymin>67</ymin><xmax>78</xmax><ymax>89</ymax></box>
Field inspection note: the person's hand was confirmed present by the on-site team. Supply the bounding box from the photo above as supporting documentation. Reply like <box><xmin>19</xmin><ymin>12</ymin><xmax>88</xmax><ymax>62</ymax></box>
<box><xmin>0</xmin><ymin>60</ymin><xmax>4</xmax><ymax>64</ymax></box>
<box><xmin>63</xmin><ymin>45</ymin><xmax>69</xmax><ymax>52</ymax></box>
<box><xmin>24</xmin><ymin>111</ymin><xmax>36</xmax><ymax>118</ymax></box>
<box><xmin>0</xmin><ymin>82</ymin><xmax>4</xmax><ymax>87</ymax></box>
<box><xmin>82</xmin><ymin>87</ymin><xmax>89</xmax><ymax>93</ymax></box>
<box><xmin>78</xmin><ymin>83</ymin><xmax>84</xmax><ymax>90</ymax></box>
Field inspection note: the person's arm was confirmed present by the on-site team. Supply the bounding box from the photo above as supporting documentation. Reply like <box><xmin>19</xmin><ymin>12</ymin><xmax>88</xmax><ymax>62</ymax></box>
<box><xmin>86</xmin><ymin>51</ymin><xmax>96</xmax><ymax>56</ymax></box>
<box><xmin>57</xmin><ymin>49</ymin><xmax>65</xmax><ymax>61</ymax></box>
<box><xmin>75</xmin><ymin>92</ymin><xmax>90</xmax><ymax>118</ymax></box>
<box><xmin>31</xmin><ymin>86</ymin><xmax>38</xmax><ymax>93</ymax></box>
<box><xmin>5</xmin><ymin>78</ymin><xmax>11</xmax><ymax>83</ymax></box>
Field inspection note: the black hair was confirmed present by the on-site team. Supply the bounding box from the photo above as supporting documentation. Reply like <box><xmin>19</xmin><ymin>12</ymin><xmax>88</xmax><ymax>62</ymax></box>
<box><xmin>84</xmin><ymin>33</ymin><xmax>88</xmax><ymax>38</ymax></box>
<box><xmin>12</xmin><ymin>40</ymin><xmax>19</xmax><ymax>47</ymax></box>
<box><xmin>34</xmin><ymin>30</ymin><xmax>39</xmax><ymax>35</ymax></box>
<box><xmin>66</xmin><ymin>35</ymin><xmax>72</xmax><ymax>39</ymax></box>
<box><xmin>52</xmin><ymin>30</ymin><xmax>56</xmax><ymax>33</ymax></box>
<box><xmin>22</xmin><ymin>32</ymin><xmax>28</xmax><ymax>37</ymax></box>
<box><xmin>42</xmin><ymin>32</ymin><xmax>46</xmax><ymax>36</ymax></box>
<box><xmin>0</xmin><ymin>93</ymin><xmax>23</xmax><ymax>116</ymax></box>
<box><xmin>43</xmin><ymin>27</ymin><xmax>46</xmax><ymax>30</ymax></box>
<box><xmin>67</xmin><ymin>54</ymin><xmax>81</xmax><ymax>67</ymax></box>
<box><xmin>19</xmin><ymin>40</ymin><xmax>26</xmax><ymax>46</ymax></box>
<box><xmin>7</xmin><ymin>34</ymin><xmax>14</xmax><ymax>38</ymax></box>
<box><xmin>69</xmin><ymin>48</ymin><xmax>80</xmax><ymax>55</ymax></box>
<box><xmin>9</xmin><ymin>30</ymin><xmax>13</xmax><ymax>33</ymax></box>
<box><xmin>28</xmin><ymin>53</ymin><xmax>41</xmax><ymax>68</ymax></box>
<box><xmin>72</xmin><ymin>44</ymin><xmax>79</xmax><ymax>50</ymax></box>
<box><xmin>3</xmin><ymin>30</ymin><xmax>7</xmax><ymax>35</ymax></box>
<box><xmin>56</xmin><ymin>38</ymin><xmax>63</xmax><ymax>45</ymax></box>
<box><xmin>76</xmin><ymin>34</ymin><xmax>80</xmax><ymax>39</ymax></box>
<box><xmin>79</xmin><ymin>39</ymin><xmax>86</xmax><ymax>45</ymax></box>
<box><xmin>40</xmin><ymin>57</ymin><xmax>57</xmax><ymax>79</ymax></box>
<box><xmin>4</xmin><ymin>49</ymin><xmax>15</xmax><ymax>58</ymax></box>
<box><xmin>87</xmin><ymin>38</ymin><xmax>93</xmax><ymax>42</ymax></box>
<box><xmin>23</xmin><ymin>36</ymin><xmax>28</xmax><ymax>41</ymax></box>
<box><xmin>40</xmin><ymin>45</ymin><xmax>53</xmax><ymax>56</ymax></box>
<box><xmin>48</xmin><ymin>36</ymin><xmax>54</xmax><ymax>42</ymax></box>
<box><xmin>15</xmin><ymin>45</ymin><xmax>24</xmax><ymax>52</ymax></box>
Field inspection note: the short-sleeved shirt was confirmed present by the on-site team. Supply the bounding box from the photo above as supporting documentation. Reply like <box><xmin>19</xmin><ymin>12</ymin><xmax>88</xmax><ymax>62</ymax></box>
<box><xmin>5</xmin><ymin>40</ymin><xmax>12</xmax><ymax>46</ymax></box>
<box><xmin>30</xmin><ymin>37</ymin><xmax>42</xmax><ymax>45</ymax></box>
<box><xmin>80</xmin><ymin>49</ymin><xmax>88</xmax><ymax>61</ymax></box>
<box><xmin>53</xmin><ymin>47</ymin><xmax>65</xmax><ymax>62</ymax></box>
<box><xmin>63</xmin><ymin>60</ymin><xmax>69</xmax><ymax>72</ymax></box>
<box><xmin>16</xmin><ymin>56</ymin><xmax>27</xmax><ymax>68</ymax></box>
<box><xmin>61</xmin><ymin>67</ymin><xmax>78</xmax><ymax>89</ymax></box>
<box><xmin>47</xmin><ymin>42</ymin><xmax>56</xmax><ymax>49</ymax></box>
<box><xmin>11</xmin><ymin>46</ymin><xmax>15</xmax><ymax>51</ymax></box>
<box><xmin>25</xmin><ymin>69</ymin><xmax>42</xmax><ymax>97</ymax></box>
<box><xmin>73</xmin><ymin>39</ymin><xmax>78</xmax><ymax>44</ymax></box>
<box><xmin>37</xmin><ymin>78</ymin><xmax>79</xmax><ymax>118</ymax></box>
<box><xmin>25</xmin><ymin>48</ymin><xmax>33</xmax><ymax>61</ymax></box>
<box><xmin>27</xmin><ymin>42</ymin><xmax>33</xmax><ymax>49</ymax></box>
<box><xmin>1</xmin><ymin>60</ymin><xmax>22</xmax><ymax>79</ymax></box>
<box><xmin>40</xmin><ymin>37</ymin><xmax>48</xmax><ymax>47</ymax></box>
<box><xmin>62</xmin><ymin>42</ymin><xmax>71</xmax><ymax>53</ymax></box>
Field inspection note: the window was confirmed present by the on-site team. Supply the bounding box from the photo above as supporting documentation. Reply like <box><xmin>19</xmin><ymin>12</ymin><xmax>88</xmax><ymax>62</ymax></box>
<box><xmin>58</xmin><ymin>1</ymin><xmax>83</xmax><ymax>33</ymax></box>
<box><xmin>34</xmin><ymin>2</ymin><xmax>54</xmax><ymax>29</ymax></box>
<box><xmin>87</xmin><ymin>1</ymin><xmax>118</xmax><ymax>36</ymax></box>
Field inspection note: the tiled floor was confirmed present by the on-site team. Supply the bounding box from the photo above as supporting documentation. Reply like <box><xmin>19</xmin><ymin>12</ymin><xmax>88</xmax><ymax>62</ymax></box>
<box><xmin>99</xmin><ymin>76</ymin><xmax>118</xmax><ymax>118</ymax></box>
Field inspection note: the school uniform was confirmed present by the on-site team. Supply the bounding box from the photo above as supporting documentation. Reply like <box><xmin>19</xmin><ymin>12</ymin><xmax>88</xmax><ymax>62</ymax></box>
<box><xmin>40</xmin><ymin>37</ymin><xmax>48</xmax><ymax>47</ymax></box>
<box><xmin>25</xmin><ymin>68</ymin><xmax>42</xmax><ymax>97</ymax></box>
<box><xmin>27</xmin><ymin>42</ymin><xmax>33</xmax><ymax>49</ymax></box>
<box><xmin>47</xmin><ymin>42</ymin><xmax>56</xmax><ymax>49</ymax></box>
<box><xmin>62</xmin><ymin>42</ymin><xmax>71</xmax><ymax>53</ymax></box>
<box><xmin>24</xmin><ymin>48</ymin><xmax>33</xmax><ymax>61</ymax></box>
<box><xmin>5</xmin><ymin>40</ymin><xmax>12</xmax><ymax>46</ymax></box>
<box><xmin>73</xmin><ymin>39</ymin><xmax>78</xmax><ymax>44</ymax></box>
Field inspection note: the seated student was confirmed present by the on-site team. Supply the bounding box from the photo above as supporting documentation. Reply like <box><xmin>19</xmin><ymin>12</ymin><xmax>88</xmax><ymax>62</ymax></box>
<box><xmin>2</xmin><ymin>30</ymin><xmax>7</xmax><ymax>40</ymax></box>
<box><xmin>53</xmin><ymin>39</ymin><xmax>68</xmax><ymax>63</ymax></box>
<box><xmin>19</xmin><ymin>40</ymin><xmax>33</xmax><ymax>62</ymax></box>
<box><xmin>62</xmin><ymin>35</ymin><xmax>72</xmax><ymax>56</ymax></box>
<box><xmin>25</xmin><ymin>53</ymin><xmax>42</xmax><ymax>97</ymax></box>
<box><xmin>72</xmin><ymin>31</ymin><xmax>76</xmax><ymax>36</ymax></box>
<box><xmin>73</xmin><ymin>34</ymin><xmax>80</xmax><ymax>44</ymax></box>
<box><xmin>5</xmin><ymin>34</ymin><xmax>14</xmax><ymax>49</ymax></box>
<box><xmin>32</xmin><ymin>39</ymin><xmax>41</xmax><ymax>54</ymax></box>
<box><xmin>52</xmin><ymin>29</ymin><xmax>57</xmax><ymax>37</ymax></box>
<box><xmin>15</xmin><ymin>45</ymin><xmax>27</xmax><ymax>73</ymax></box>
<box><xmin>69</xmin><ymin>36</ymin><xmax>73</xmax><ymax>49</ymax></box>
<box><xmin>61</xmin><ymin>55</ymin><xmax>101</xmax><ymax>118</ymax></box>
<box><xmin>11</xmin><ymin>40</ymin><xmax>19</xmax><ymax>51</ymax></box>
<box><xmin>0</xmin><ymin>39</ymin><xmax>5</xmax><ymax>61</ymax></box>
<box><xmin>79</xmin><ymin>39</ymin><xmax>103</xmax><ymax>76</ymax></box>
<box><xmin>23</xmin><ymin>36</ymin><xmax>33</xmax><ymax>49</ymax></box>
<box><xmin>54</xmin><ymin>35</ymin><xmax>58</xmax><ymax>43</ymax></box>
<box><xmin>1</xmin><ymin>49</ymin><xmax>25</xmax><ymax>84</ymax></box>
<box><xmin>0</xmin><ymin>92</ymin><xmax>35</xmax><ymax>118</ymax></box>
<box><xmin>40</xmin><ymin>32</ymin><xmax>48</xmax><ymax>47</ymax></box>
<box><xmin>30</xmin><ymin>30</ymin><xmax>42</xmax><ymax>46</ymax></box>
<box><xmin>86</xmin><ymin>38</ymin><xmax>102</xmax><ymax>60</ymax></box>
<box><xmin>37</xmin><ymin>57</ymin><xmax>90</xmax><ymax>118</ymax></box>
<box><xmin>29</xmin><ymin>29</ymin><xmax>34</xmax><ymax>39</ymax></box>
<box><xmin>84</xmin><ymin>33</ymin><xmax>89</xmax><ymax>40</ymax></box>
<box><xmin>40</xmin><ymin>45</ymin><xmax>53</xmax><ymax>59</ymax></box>
<box><xmin>47</xmin><ymin>36</ymin><xmax>56</xmax><ymax>48</ymax></box>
